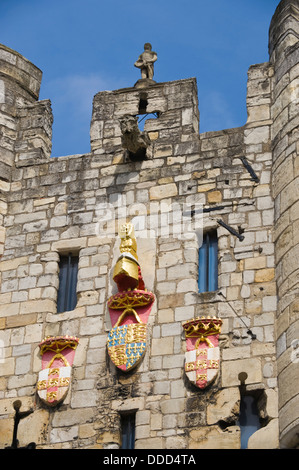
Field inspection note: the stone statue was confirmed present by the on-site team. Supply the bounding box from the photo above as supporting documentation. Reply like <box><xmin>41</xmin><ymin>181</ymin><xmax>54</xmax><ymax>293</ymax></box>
<box><xmin>134</xmin><ymin>43</ymin><xmax>157</xmax><ymax>80</ymax></box>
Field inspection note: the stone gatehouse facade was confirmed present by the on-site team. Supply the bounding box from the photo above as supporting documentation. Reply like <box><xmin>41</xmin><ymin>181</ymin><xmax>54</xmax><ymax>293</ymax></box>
<box><xmin>0</xmin><ymin>0</ymin><xmax>298</xmax><ymax>449</ymax></box>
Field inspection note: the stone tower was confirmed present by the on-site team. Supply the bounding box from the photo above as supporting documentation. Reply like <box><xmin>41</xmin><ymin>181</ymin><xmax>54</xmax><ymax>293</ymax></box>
<box><xmin>0</xmin><ymin>45</ymin><xmax>52</xmax><ymax>257</ymax></box>
<box><xmin>269</xmin><ymin>0</ymin><xmax>299</xmax><ymax>448</ymax></box>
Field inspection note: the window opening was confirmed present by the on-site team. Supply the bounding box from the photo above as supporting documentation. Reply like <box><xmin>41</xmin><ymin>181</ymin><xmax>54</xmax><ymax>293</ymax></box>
<box><xmin>136</xmin><ymin>112</ymin><xmax>159</xmax><ymax>132</ymax></box>
<box><xmin>120</xmin><ymin>413</ymin><xmax>136</xmax><ymax>449</ymax></box>
<box><xmin>57</xmin><ymin>253</ymin><xmax>78</xmax><ymax>313</ymax></box>
<box><xmin>136</xmin><ymin>92</ymin><xmax>160</xmax><ymax>132</ymax></box>
<box><xmin>138</xmin><ymin>94</ymin><xmax>148</xmax><ymax>114</ymax></box>
<box><xmin>198</xmin><ymin>231</ymin><xmax>218</xmax><ymax>293</ymax></box>
<box><xmin>237</xmin><ymin>394</ymin><xmax>261</xmax><ymax>449</ymax></box>
<box><xmin>126</xmin><ymin>146</ymin><xmax>147</xmax><ymax>162</ymax></box>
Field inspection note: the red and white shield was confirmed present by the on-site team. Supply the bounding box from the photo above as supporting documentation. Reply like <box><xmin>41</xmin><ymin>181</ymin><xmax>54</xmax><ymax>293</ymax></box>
<box><xmin>37</xmin><ymin>336</ymin><xmax>79</xmax><ymax>406</ymax></box>
<box><xmin>182</xmin><ymin>317</ymin><xmax>222</xmax><ymax>389</ymax></box>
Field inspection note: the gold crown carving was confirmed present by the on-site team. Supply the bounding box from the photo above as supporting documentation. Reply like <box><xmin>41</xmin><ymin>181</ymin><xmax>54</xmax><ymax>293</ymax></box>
<box><xmin>182</xmin><ymin>316</ymin><xmax>222</xmax><ymax>338</ymax></box>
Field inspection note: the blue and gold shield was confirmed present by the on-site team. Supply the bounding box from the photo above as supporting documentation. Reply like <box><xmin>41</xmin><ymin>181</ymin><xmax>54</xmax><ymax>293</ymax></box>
<box><xmin>107</xmin><ymin>323</ymin><xmax>147</xmax><ymax>371</ymax></box>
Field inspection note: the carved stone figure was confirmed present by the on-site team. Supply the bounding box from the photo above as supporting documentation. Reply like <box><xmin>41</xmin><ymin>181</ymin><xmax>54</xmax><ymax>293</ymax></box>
<box><xmin>134</xmin><ymin>43</ymin><xmax>157</xmax><ymax>80</ymax></box>
<box><xmin>119</xmin><ymin>114</ymin><xmax>151</xmax><ymax>160</ymax></box>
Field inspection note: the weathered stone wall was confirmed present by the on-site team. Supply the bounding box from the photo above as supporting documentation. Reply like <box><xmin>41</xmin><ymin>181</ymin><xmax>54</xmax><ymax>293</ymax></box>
<box><xmin>0</xmin><ymin>70</ymin><xmax>279</xmax><ymax>448</ymax></box>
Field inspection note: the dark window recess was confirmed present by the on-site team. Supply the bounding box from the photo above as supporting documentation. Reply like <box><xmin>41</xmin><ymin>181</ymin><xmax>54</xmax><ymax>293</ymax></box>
<box><xmin>136</xmin><ymin>94</ymin><xmax>160</xmax><ymax>133</ymax></box>
<box><xmin>57</xmin><ymin>254</ymin><xmax>78</xmax><ymax>313</ymax></box>
<box><xmin>138</xmin><ymin>94</ymin><xmax>148</xmax><ymax>114</ymax></box>
<box><xmin>126</xmin><ymin>147</ymin><xmax>147</xmax><ymax>162</ymax></box>
<box><xmin>198</xmin><ymin>231</ymin><xmax>218</xmax><ymax>293</ymax></box>
<box><xmin>237</xmin><ymin>394</ymin><xmax>261</xmax><ymax>449</ymax></box>
<box><xmin>121</xmin><ymin>413</ymin><xmax>136</xmax><ymax>449</ymax></box>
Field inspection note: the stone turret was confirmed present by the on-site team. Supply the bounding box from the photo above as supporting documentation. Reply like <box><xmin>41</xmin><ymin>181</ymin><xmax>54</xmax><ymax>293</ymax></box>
<box><xmin>269</xmin><ymin>0</ymin><xmax>299</xmax><ymax>448</ymax></box>
<box><xmin>0</xmin><ymin>44</ymin><xmax>52</xmax><ymax>256</ymax></box>
<box><xmin>0</xmin><ymin>44</ymin><xmax>52</xmax><ymax>174</ymax></box>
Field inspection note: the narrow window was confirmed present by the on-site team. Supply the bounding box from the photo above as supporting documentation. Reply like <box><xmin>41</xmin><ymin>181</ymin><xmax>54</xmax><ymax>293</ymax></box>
<box><xmin>120</xmin><ymin>413</ymin><xmax>136</xmax><ymax>449</ymax></box>
<box><xmin>138</xmin><ymin>94</ymin><xmax>148</xmax><ymax>114</ymax></box>
<box><xmin>198</xmin><ymin>231</ymin><xmax>218</xmax><ymax>293</ymax></box>
<box><xmin>57</xmin><ymin>253</ymin><xmax>78</xmax><ymax>313</ymax></box>
<box><xmin>238</xmin><ymin>394</ymin><xmax>261</xmax><ymax>449</ymax></box>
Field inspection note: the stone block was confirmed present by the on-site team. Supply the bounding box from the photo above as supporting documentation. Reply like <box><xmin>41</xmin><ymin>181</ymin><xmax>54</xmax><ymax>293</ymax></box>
<box><xmin>153</xmin><ymin>381</ymin><xmax>170</xmax><ymax>395</ymax></box>
<box><xmin>18</xmin><ymin>409</ymin><xmax>50</xmax><ymax>447</ymax></box>
<box><xmin>160</xmin><ymin>398</ymin><xmax>185</xmax><ymax>414</ymax></box>
<box><xmin>78</xmin><ymin>423</ymin><xmax>96</xmax><ymax>439</ymax></box>
<box><xmin>0</xmin><ymin>417</ymin><xmax>14</xmax><ymax>448</ymax></box>
<box><xmin>221</xmin><ymin>358</ymin><xmax>262</xmax><ymax>387</ymax></box>
<box><xmin>151</xmin><ymin>337</ymin><xmax>174</xmax><ymax>356</ymax></box>
<box><xmin>71</xmin><ymin>390</ymin><xmax>98</xmax><ymax>408</ymax></box>
<box><xmin>170</xmin><ymin>379</ymin><xmax>185</xmax><ymax>398</ymax></box>
<box><xmin>24</xmin><ymin>323</ymin><xmax>43</xmax><ymax>343</ymax></box>
<box><xmin>207</xmin><ymin>190</ymin><xmax>222</xmax><ymax>203</ymax></box>
<box><xmin>50</xmin><ymin>426</ymin><xmax>79</xmax><ymax>444</ymax></box>
<box><xmin>158</xmin><ymin>250</ymin><xmax>183</xmax><ymax>268</ymax></box>
<box><xmin>262</xmin><ymin>295</ymin><xmax>277</xmax><ymax>312</ymax></box>
<box><xmin>254</xmin><ymin>268</ymin><xmax>275</xmax><ymax>283</ymax></box>
<box><xmin>79</xmin><ymin>316</ymin><xmax>102</xmax><ymax>336</ymax></box>
<box><xmin>244</xmin><ymin>256</ymin><xmax>266</xmax><ymax>270</ymax></box>
<box><xmin>207</xmin><ymin>387</ymin><xmax>240</xmax><ymax>425</ymax></box>
<box><xmin>0</xmin><ymin>357</ymin><xmax>15</xmax><ymax>375</ymax></box>
<box><xmin>149</xmin><ymin>183</ymin><xmax>178</xmax><ymax>200</ymax></box>
<box><xmin>15</xmin><ymin>354</ymin><xmax>31</xmax><ymax>374</ymax></box>
<box><xmin>244</xmin><ymin>126</ymin><xmax>269</xmax><ymax>145</ymax></box>
<box><xmin>174</xmin><ymin>306</ymin><xmax>194</xmax><ymax>322</ymax></box>
<box><xmin>247</xmin><ymin>418</ymin><xmax>279</xmax><ymax>449</ymax></box>
<box><xmin>111</xmin><ymin>397</ymin><xmax>145</xmax><ymax>412</ymax></box>
<box><xmin>135</xmin><ymin>437</ymin><xmax>163</xmax><ymax>449</ymax></box>
<box><xmin>20</xmin><ymin>299</ymin><xmax>55</xmax><ymax>315</ymax></box>
<box><xmin>189</xmin><ymin>425</ymin><xmax>240</xmax><ymax>449</ymax></box>
<box><xmin>156</xmin><ymin>282</ymin><xmax>177</xmax><ymax>296</ymax></box>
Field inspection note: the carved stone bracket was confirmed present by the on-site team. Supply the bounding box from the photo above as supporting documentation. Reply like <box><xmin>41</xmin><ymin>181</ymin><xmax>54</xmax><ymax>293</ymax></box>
<box><xmin>119</xmin><ymin>114</ymin><xmax>151</xmax><ymax>161</ymax></box>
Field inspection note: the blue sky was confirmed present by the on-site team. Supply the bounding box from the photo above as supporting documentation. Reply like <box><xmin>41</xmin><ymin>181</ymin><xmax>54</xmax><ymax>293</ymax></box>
<box><xmin>1</xmin><ymin>0</ymin><xmax>279</xmax><ymax>157</ymax></box>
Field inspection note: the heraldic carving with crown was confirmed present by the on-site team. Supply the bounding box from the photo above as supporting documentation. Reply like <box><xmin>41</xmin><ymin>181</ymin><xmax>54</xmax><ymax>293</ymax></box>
<box><xmin>37</xmin><ymin>335</ymin><xmax>79</xmax><ymax>406</ymax></box>
<box><xmin>183</xmin><ymin>317</ymin><xmax>222</xmax><ymax>389</ymax></box>
<box><xmin>107</xmin><ymin>223</ymin><xmax>155</xmax><ymax>371</ymax></box>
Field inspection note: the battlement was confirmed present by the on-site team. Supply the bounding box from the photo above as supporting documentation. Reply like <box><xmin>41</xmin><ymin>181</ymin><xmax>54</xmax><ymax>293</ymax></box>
<box><xmin>90</xmin><ymin>78</ymin><xmax>200</xmax><ymax>161</ymax></box>
<box><xmin>0</xmin><ymin>43</ymin><xmax>42</xmax><ymax>102</ymax></box>
<box><xmin>0</xmin><ymin>44</ymin><xmax>51</xmax><ymax>180</ymax></box>
<box><xmin>269</xmin><ymin>0</ymin><xmax>299</xmax><ymax>61</ymax></box>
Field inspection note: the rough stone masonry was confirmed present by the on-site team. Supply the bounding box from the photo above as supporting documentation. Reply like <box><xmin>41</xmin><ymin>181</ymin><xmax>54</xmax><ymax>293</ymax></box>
<box><xmin>0</xmin><ymin>0</ymin><xmax>298</xmax><ymax>449</ymax></box>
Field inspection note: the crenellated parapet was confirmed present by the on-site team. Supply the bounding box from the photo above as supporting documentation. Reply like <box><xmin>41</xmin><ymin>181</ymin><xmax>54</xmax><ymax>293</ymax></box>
<box><xmin>0</xmin><ymin>44</ymin><xmax>52</xmax><ymax>257</ymax></box>
<box><xmin>0</xmin><ymin>44</ymin><xmax>52</xmax><ymax>178</ymax></box>
<box><xmin>0</xmin><ymin>43</ymin><xmax>42</xmax><ymax>103</ymax></box>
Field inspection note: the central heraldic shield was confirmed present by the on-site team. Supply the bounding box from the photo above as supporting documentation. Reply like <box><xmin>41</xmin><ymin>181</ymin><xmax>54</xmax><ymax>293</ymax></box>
<box><xmin>182</xmin><ymin>317</ymin><xmax>222</xmax><ymax>389</ymax></box>
<box><xmin>107</xmin><ymin>223</ymin><xmax>155</xmax><ymax>372</ymax></box>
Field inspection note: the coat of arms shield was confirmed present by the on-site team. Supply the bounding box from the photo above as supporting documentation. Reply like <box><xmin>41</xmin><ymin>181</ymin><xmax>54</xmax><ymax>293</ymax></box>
<box><xmin>107</xmin><ymin>223</ymin><xmax>155</xmax><ymax>372</ymax></box>
<box><xmin>182</xmin><ymin>317</ymin><xmax>222</xmax><ymax>389</ymax></box>
<box><xmin>37</xmin><ymin>335</ymin><xmax>79</xmax><ymax>406</ymax></box>
<box><xmin>107</xmin><ymin>290</ymin><xmax>154</xmax><ymax>371</ymax></box>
